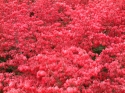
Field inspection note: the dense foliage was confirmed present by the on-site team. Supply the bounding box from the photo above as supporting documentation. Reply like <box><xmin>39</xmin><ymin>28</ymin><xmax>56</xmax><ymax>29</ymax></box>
<box><xmin>0</xmin><ymin>0</ymin><xmax>125</xmax><ymax>92</ymax></box>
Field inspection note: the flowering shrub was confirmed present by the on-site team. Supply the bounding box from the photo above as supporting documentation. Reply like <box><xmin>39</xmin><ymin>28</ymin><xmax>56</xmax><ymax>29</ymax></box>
<box><xmin>0</xmin><ymin>0</ymin><xmax>125</xmax><ymax>92</ymax></box>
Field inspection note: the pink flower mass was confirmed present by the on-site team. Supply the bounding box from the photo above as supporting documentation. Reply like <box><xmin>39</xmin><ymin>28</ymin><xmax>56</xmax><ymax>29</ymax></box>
<box><xmin>0</xmin><ymin>0</ymin><xmax>125</xmax><ymax>93</ymax></box>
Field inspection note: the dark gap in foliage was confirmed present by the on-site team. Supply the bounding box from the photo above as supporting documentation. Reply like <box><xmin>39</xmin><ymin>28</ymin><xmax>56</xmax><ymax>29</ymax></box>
<box><xmin>58</xmin><ymin>7</ymin><xmax>64</xmax><ymax>13</ymax></box>
<box><xmin>57</xmin><ymin>16</ymin><xmax>72</xmax><ymax>27</ymax></box>
<box><xmin>101</xmin><ymin>67</ymin><xmax>108</xmax><ymax>73</ymax></box>
<box><xmin>78</xmin><ymin>41</ymin><xmax>82</xmax><ymax>45</ymax></box>
<box><xmin>0</xmin><ymin>90</ymin><xmax>3</xmax><ymax>93</ymax></box>
<box><xmin>51</xmin><ymin>45</ymin><xmax>56</xmax><ymax>49</ymax></box>
<box><xmin>56</xmin><ymin>78</ymin><xmax>63</xmax><ymax>88</ymax></box>
<box><xmin>4</xmin><ymin>46</ymin><xmax>18</xmax><ymax>53</ymax></box>
<box><xmin>91</xmin><ymin>76</ymin><xmax>96</xmax><ymax>80</ymax></box>
<box><xmin>30</xmin><ymin>50</ymin><xmax>33</xmax><ymax>52</ymax></box>
<box><xmin>112</xmin><ymin>89</ymin><xmax>116</xmax><ymax>93</ymax></box>
<box><xmin>83</xmin><ymin>83</ymin><xmax>90</xmax><ymax>89</ymax></box>
<box><xmin>30</xmin><ymin>12</ymin><xmax>34</xmax><ymax>17</ymax></box>
<box><xmin>0</xmin><ymin>55</ymin><xmax>12</xmax><ymax>63</ymax></box>
<box><xmin>92</xmin><ymin>45</ymin><xmax>105</xmax><ymax>55</ymax></box>
<box><xmin>15</xmin><ymin>70</ymin><xmax>22</xmax><ymax>75</ymax></box>
<box><xmin>120</xmin><ymin>65</ymin><xmax>125</xmax><ymax>69</ymax></box>
<box><xmin>78</xmin><ymin>85</ymin><xmax>82</xmax><ymax>93</ymax></box>
<box><xmin>91</xmin><ymin>56</ymin><xmax>96</xmax><ymax>60</ymax></box>
<box><xmin>98</xmin><ymin>67</ymin><xmax>109</xmax><ymax>81</ymax></box>
<box><xmin>26</xmin><ymin>54</ymin><xmax>30</xmax><ymax>59</ymax></box>
<box><xmin>0</xmin><ymin>65</ymin><xmax>22</xmax><ymax>74</ymax></box>
<box><xmin>6</xmin><ymin>66</ymin><xmax>17</xmax><ymax>73</ymax></box>
<box><xmin>103</xmin><ymin>29</ymin><xmax>109</xmax><ymax>35</ymax></box>
<box><xmin>58</xmin><ymin>18</ymin><xmax>64</xmax><ymax>22</ymax></box>
<box><xmin>9</xmin><ymin>46</ymin><xmax>17</xmax><ymax>51</ymax></box>
<box><xmin>77</xmin><ymin>64</ymin><xmax>83</xmax><ymax>69</ymax></box>
<box><xmin>31</xmin><ymin>0</ymin><xmax>35</xmax><ymax>3</ymax></box>
<box><xmin>0</xmin><ymin>57</ymin><xmax>6</xmax><ymax>63</ymax></box>
<box><xmin>0</xmin><ymin>67</ymin><xmax>5</xmax><ymax>73</ymax></box>
<box><xmin>6</xmin><ymin>65</ymin><xmax>22</xmax><ymax>75</ymax></box>
<box><xmin>110</xmin><ymin>55</ymin><xmax>116</xmax><ymax>58</ymax></box>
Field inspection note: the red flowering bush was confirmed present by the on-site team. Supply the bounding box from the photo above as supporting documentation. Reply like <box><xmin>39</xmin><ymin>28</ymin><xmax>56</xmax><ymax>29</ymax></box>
<box><xmin>0</xmin><ymin>0</ymin><xmax>125</xmax><ymax>92</ymax></box>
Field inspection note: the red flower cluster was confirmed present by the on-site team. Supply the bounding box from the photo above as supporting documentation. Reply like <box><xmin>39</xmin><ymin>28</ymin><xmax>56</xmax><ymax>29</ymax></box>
<box><xmin>0</xmin><ymin>0</ymin><xmax>125</xmax><ymax>93</ymax></box>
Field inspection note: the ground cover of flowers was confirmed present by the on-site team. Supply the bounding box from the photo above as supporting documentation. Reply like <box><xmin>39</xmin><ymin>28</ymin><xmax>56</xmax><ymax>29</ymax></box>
<box><xmin>0</xmin><ymin>0</ymin><xmax>125</xmax><ymax>93</ymax></box>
